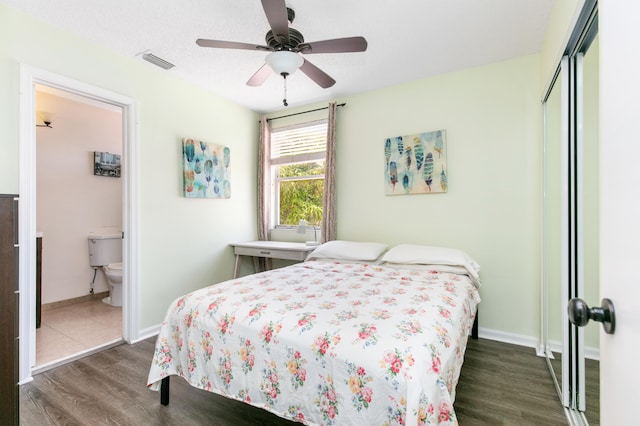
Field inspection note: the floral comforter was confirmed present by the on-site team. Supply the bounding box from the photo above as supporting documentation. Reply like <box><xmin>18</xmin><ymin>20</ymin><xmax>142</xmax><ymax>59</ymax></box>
<box><xmin>147</xmin><ymin>261</ymin><xmax>480</xmax><ymax>425</ymax></box>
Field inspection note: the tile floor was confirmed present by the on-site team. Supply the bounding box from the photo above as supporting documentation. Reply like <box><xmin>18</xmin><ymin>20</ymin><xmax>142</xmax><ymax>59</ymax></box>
<box><xmin>36</xmin><ymin>298</ymin><xmax>122</xmax><ymax>367</ymax></box>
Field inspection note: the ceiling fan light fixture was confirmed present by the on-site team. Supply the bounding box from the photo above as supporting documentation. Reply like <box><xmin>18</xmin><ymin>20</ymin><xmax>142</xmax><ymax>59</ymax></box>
<box><xmin>265</xmin><ymin>51</ymin><xmax>303</xmax><ymax>76</ymax></box>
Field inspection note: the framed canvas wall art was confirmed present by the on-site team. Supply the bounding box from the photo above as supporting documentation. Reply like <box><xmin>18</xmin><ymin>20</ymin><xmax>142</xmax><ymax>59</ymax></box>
<box><xmin>384</xmin><ymin>130</ymin><xmax>447</xmax><ymax>195</ymax></box>
<box><xmin>183</xmin><ymin>138</ymin><xmax>231</xmax><ymax>198</ymax></box>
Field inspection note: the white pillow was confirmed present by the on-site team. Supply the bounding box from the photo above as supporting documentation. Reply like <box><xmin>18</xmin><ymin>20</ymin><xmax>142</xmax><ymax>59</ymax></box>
<box><xmin>382</xmin><ymin>263</ymin><xmax>469</xmax><ymax>275</ymax></box>
<box><xmin>306</xmin><ymin>240</ymin><xmax>388</xmax><ymax>262</ymax></box>
<box><xmin>380</xmin><ymin>244</ymin><xmax>480</xmax><ymax>279</ymax></box>
<box><xmin>382</xmin><ymin>262</ymin><xmax>482</xmax><ymax>288</ymax></box>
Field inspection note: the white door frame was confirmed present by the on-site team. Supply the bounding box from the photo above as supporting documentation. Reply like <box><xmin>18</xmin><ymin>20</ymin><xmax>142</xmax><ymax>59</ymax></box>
<box><xmin>18</xmin><ymin>64</ymin><xmax>139</xmax><ymax>383</ymax></box>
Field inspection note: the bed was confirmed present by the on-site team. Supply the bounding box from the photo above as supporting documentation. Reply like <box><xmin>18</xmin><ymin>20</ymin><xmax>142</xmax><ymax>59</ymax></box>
<box><xmin>147</xmin><ymin>242</ymin><xmax>481</xmax><ymax>425</ymax></box>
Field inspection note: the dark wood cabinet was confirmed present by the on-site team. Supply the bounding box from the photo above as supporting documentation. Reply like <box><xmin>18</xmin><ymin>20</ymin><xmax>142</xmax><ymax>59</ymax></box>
<box><xmin>0</xmin><ymin>194</ymin><xmax>19</xmax><ymax>426</ymax></box>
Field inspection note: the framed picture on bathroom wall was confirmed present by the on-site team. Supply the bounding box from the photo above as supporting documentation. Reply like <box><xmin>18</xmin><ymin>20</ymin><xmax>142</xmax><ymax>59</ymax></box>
<box><xmin>94</xmin><ymin>151</ymin><xmax>121</xmax><ymax>178</ymax></box>
<box><xmin>182</xmin><ymin>138</ymin><xmax>231</xmax><ymax>199</ymax></box>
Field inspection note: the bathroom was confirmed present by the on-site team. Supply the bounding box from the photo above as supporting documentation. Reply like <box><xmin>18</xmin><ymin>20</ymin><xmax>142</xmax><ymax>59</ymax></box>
<box><xmin>35</xmin><ymin>85</ymin><xmax>124</xmax><ymax>369</ymax></box>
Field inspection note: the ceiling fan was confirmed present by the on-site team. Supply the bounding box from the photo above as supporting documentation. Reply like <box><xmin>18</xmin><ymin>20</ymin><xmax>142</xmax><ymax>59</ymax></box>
<box><xmin>196</xmin><ymin>0</ymin><xmax>368</xmax><ymax>105</ymax></box>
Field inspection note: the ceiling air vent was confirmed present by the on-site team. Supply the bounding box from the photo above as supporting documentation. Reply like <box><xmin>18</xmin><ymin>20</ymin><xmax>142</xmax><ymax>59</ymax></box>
<box><xmin>142</xmin><ymin>52</ymin><xmax>175</xmax><ymax>70</ymax></box>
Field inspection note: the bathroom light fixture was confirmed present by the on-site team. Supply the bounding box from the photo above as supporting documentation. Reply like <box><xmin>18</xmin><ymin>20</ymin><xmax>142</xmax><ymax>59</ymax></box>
<box><xmin>36</xmin><ymin>121</ymin><xmax>53</xmax><ymax>128</ymax></box>
<box><xmin>297</xmin><ymin>219</ymin><xmax>320</xmax><ymax>246</ymax></box>
<box><xmin>142</xmin><ymin>52</ymin><xmax>175</xmax><ymax>70</ymax></box>
<box><xmin>265</xmin><ymin>51</ymin><xmax>304</xmax><ymax>107</ymax></box>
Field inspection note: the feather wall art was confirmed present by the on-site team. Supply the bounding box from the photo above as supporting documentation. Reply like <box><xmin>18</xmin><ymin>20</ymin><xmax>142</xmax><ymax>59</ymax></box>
<box><xmin>384</xmin><ymin>130</ymin><xmax>447</xmax><ymax>195</ymax></box>
<box><xmin>183</xmin><ymin>138</ymin><xmax>231</xmax><ymax>198</ymax></box>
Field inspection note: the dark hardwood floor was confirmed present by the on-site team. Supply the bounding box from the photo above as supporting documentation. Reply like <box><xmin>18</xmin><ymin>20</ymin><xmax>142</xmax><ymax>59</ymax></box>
<box><xmin>20</xmin><ymin>337</ymin><xmax>570</xmax><ymax>425</ymax></box>
<box><xmin>454</xmin><ymin>339</ymin><xmax>568</xmax><ymax>425</ymax></box>
<box><xmin>549</xmin><ymin>353</ymin><xmax>600</xmax><ymax>425</ymax></box>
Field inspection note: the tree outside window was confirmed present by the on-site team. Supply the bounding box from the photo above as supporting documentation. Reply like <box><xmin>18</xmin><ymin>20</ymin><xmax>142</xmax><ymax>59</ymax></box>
<box><xmin>270</xmin><ymin>120</ymin><xmax>327</xmax><ymax>227</ymax></box>
<box><xmin>278</xmin><ymin>161</ymin><xmax>324</xmax><ymax>226</ymax></box>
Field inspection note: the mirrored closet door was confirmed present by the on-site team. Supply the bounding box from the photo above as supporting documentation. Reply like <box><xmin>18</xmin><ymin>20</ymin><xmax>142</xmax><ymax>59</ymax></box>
<box><xmin>543</xmin><ymin>60</ymin><xmax>566</xmax><ymax>404</ymax></box>
<box><xmin>577</xmin><ymin>26</ymin><xmax>599</xmax><ymax>425</ymax></box>
<box><xmin>542</xmin><ymin>0</ymin><xmax>598</xmax><ymax>424</ymax></box>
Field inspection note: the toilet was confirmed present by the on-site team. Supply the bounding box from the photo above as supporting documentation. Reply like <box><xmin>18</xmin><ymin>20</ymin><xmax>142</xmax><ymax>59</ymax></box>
<box><xmin>102</xmin><ymin>262</ymin><xmax>123</xmax><ymax>306</ymax></box>
<box><xmin>88</xmin><ymin>231</ymin><xmax>123</xmax><ymax>307</ymax></box>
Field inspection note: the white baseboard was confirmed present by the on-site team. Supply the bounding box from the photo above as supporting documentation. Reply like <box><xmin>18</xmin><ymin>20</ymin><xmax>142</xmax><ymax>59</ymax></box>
<box><xmin>478</xmin><ymin>328</ymin><xmax>600</xmax><ymax>361</ymax></box>
<box><xmin>544</xmin><ymin>338</ymin><xmax>600</xmax><ymax>361</ymax></box>
<box><xmin>132</xmin><ymin>324</ymin><xmax>161</xmax><ymax>344</ymax></box>
<box><xmin>478</xmin><ymin>327</ymin><xmax>540</xmax><ymax>351</ymax></box>
<box><xmin>584</xmin><ymin>346</ymin><xmax>599</xmax><ymax>361</ymax></box>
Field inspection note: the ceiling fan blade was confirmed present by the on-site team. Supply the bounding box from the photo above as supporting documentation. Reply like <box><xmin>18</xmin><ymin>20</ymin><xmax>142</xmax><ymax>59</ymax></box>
<box><xmin>196</xmin><ymin>39</ymin><xmax>270</xmax><ymax>51</ymax></box>
<box><xmin>299</xmin><ymin>37</ymin><xmax>368</xmax><ymax>54</ymax></box>
<box><xmin>300</xmin><ymin>59</ymin><xmax>336</xmax><ymax>89</ymax></box>
<box><xmin>246</xmin><ymin>64</ymin><xmax>273</xmax><ymax>86</ymax></box>
<box><xmin>261</xmin><ymin>0</ymin><xmax>289</xmax><ymax>44</ymax></box>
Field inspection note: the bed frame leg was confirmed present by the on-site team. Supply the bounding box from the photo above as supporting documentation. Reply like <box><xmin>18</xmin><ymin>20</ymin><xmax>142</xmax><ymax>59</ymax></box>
<box><xmin>160</xmin><ymin>377</ymin><xmax>170</xmax><ymax>406</ymax></box>
<box><xmin>471</xmin><ymin>311</ymin><xmax>479</xmax><ymax>339</ymax></box>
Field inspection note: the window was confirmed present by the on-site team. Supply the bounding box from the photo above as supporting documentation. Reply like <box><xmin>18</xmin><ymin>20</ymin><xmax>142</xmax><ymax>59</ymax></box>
<box><xmin>270</xmin><ymin>120</ymin><xmax>327</xmax><ymax>227</ymax></box>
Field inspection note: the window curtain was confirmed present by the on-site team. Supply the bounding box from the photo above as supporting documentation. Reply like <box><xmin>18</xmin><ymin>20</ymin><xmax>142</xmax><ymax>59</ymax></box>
<box><xmin>321</xmin><ymin>102</ymin><xmax>337</xmax><ymax>242</ymax></box>
<box><xmin>256</xmin><ymin>116</ymin><xmax>272</xmax><ymax>271</ymax></box>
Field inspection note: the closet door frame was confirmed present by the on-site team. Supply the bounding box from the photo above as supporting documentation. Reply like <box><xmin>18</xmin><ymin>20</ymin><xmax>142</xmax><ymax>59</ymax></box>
<box><xmin>542</xmin><ymin>0</ymin><xmax>598</xmax><ymax>422</ymax></box>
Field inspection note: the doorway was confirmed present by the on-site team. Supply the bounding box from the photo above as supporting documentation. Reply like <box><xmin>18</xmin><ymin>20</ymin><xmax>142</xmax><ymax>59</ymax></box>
<box><xmin>34</xmin><ymin>85</ymin><xmax>124</xmax><ymax>370</ymax></box>
<box><xmin>18</xmin><ymin>65</ymin><xmax>139</xmax><ymax>383</ymax></box>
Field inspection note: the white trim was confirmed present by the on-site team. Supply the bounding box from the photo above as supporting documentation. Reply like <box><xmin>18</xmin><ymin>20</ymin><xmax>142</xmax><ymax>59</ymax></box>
<box><xmin>271</xmin><ymin>151</ymin><xmax>325</xmax><ymax>166</ymax></box>
<box><xmin>18</xmin><ymin>66</ymin><xmax>37</xmax><ymax>376</ymax></box>
<box><xmin>544</xmin><ymin>338</ymin><xmax>600</xmax><ymax>361</ymax></box>
<box><xmin>135</xmin><ymin>324</ymin><xmax>162</xmax><ymax>343</ymax></box>
<box><xmin>560</xmin><ymin>56</ymin><xmax>571</xmax><ymax>408</ymax></box>
<box><xmin>575</xmin><ymin>51</ymin><xmax>586</xmax><ymax>412</ymax></box>
<box><xmin>478</xmin><ymin>327</ymin><xmax>599</xmax><ymax>360</ymax></box>
<box><xmin>18</xmin><ymin>64</ymin><xmax>139</xmax><ymax>383</ymax></box>
<box><xmin>541</xmin><ymin>82</ymin><xmax>551</xmax><ymax>363</ymax></box>
<box><xmin>537</xmin><ymin>344</ymin><xmax>555</xmax><ymax>358</ymax></box>
<box><xmin>35</xmin><ymin>84</ymin><xmax>122</xmax><ymax>113</ymax></box>
<box><xmin>478</xmin><ymin>327</ymin><xmax>541</xmax><ymax>350</ymax></box>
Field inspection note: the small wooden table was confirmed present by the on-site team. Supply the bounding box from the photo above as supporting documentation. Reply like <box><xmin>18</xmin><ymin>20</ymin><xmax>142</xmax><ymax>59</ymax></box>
<box><xmin>230</xmin><ymin>241</ymin><xmax>317</xmax><ymax>278</ymax></box>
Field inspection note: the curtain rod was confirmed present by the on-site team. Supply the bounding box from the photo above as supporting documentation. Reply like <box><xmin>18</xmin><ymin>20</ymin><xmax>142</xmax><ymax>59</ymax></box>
<box><xmin>266</xmin><ymin>103</ymin><xmax>346</xmax><ymax>122</ymax></box>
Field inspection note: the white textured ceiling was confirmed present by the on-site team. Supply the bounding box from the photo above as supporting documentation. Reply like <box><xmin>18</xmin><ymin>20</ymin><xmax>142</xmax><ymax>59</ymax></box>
<box><xmin>2</xmin><ymin>0</ymin><xmax>554</xmax><ymax>113</ymax></box>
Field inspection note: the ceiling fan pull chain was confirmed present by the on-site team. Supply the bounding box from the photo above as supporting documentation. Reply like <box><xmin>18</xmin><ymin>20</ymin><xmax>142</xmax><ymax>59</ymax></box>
<box><xmin>282</xmin><ymin>72</ymin><xmax>289</xmax><ymax>107</ymax></box>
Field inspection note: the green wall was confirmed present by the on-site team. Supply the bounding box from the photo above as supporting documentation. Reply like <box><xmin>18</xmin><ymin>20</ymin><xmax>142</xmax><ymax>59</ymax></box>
<box><xmin>0</xmin><ymin>4</ymin><xmax>259</xmax><ymax>330</ymax></box>
<box><xmin>2</xmin><ymin>2</ymin><xmax>579</xmax><ymax>343</ymax></box>
<box><xmin>270</xmin><ymin>54</ymin><xmax>543</xmax><ymax>338</ymax></box>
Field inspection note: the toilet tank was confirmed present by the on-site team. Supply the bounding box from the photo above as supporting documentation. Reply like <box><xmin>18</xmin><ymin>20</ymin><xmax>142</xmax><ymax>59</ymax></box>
<box><xmin>88</xmin><ymin>231</ymin><xmax>122</xmax><ymax>267</ymax></box>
